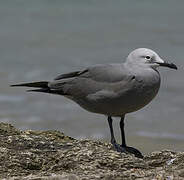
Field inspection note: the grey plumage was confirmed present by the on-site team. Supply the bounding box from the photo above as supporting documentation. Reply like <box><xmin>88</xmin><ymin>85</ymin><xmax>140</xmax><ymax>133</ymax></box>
<box><xmin>11</xmin><ymin>48</ymin><xmax>177</xmax><ymax>158</ymax></box>
<box><xmin>11</xmin><ymin>48</ymin><xmax>177</xmax><ymax>116</ymax></box>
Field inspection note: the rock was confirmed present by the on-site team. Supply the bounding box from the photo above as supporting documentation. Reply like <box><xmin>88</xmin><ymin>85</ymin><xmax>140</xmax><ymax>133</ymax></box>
<box><xmin>0</xmin><ymin>122</ymin><xmax>184</xmax><ymax>180</ymax></box>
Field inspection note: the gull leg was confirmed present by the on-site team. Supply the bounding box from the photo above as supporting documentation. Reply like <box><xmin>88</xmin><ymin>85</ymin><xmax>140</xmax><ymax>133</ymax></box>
<box><xmin>120</xmin><ymin>116</ymin><xmax>143</xmax><ymax>158</ymax></box>
<box><xmin>107</xmin><ymin>116</ymin><xmax>123</xmax><ymax>152</ymax></box>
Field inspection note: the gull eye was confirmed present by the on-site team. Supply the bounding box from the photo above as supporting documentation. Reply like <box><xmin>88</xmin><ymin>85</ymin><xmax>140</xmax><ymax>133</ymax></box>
<box><xmin>145</xmin><ymin>56</ymin><xmax>151</xmax><ymax>60</ymax></box>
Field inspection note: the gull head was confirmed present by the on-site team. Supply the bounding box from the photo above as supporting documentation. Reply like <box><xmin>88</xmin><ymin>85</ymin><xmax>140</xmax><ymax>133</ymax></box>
<box><xmin>126</xmin><ymin>48</ymin><xmax>177</xmax><ymax>70</ymax></box>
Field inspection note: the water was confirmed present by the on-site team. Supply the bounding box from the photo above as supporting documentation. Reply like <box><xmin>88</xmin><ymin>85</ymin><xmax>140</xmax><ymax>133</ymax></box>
<box><xmin>1</xmin><ymin>0</ymin><xmax>184</xmax><ymax>154</ymax></box>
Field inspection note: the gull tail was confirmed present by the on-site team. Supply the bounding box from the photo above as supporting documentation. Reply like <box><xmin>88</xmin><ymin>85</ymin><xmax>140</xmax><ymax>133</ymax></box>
<box><xmin>11</xmin><ymin>81</ymin><xmax>51</xmax><ymax>93</ymax></box>
<box><xmin>11</xmin><ymin>81</ymin><xmax>49</xmax><ymax>88</ymax></box>
<box><xmin>11</xmin><ymin>81</ymin><xmax>66</xmax><ymax>95</ymax></box>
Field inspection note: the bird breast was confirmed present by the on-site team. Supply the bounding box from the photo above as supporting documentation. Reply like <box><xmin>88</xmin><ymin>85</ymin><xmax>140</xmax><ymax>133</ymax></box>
<box><xmin>122</xmin><ymin>69</ymin><xmax>161</xmax><ymax>114</ymax></box>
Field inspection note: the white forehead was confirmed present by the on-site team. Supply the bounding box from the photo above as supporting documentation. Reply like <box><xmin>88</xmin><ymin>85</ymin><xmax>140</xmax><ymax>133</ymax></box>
<box><xmin>128</xmin><ymin>48</ymin><xmax>159</xmax><ymax>58</ymax></box>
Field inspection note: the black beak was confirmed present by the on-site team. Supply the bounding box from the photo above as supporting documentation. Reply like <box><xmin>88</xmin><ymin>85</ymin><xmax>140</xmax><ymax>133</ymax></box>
<box><xmin>156</xmin><ymin>61</ymin><xmax>177</xmax><ymax>70</ymax></box>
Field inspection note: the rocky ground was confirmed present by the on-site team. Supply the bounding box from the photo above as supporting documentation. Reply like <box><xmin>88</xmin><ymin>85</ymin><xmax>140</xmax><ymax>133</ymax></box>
<box><xmin>0</xmin><ymin>122</ymin><xmax>184</xmax><ymax>180</ymax></box>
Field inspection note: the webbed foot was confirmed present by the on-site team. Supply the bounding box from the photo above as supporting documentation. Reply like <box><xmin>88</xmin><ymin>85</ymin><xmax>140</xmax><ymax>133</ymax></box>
<box><xmin>111</xmin><ymin>141</ymin><xmax>143</xmax><ymax>158</ymax></box>
<box><xmin>121</xmin><ymin>145</ymin><xmax>143</xmax><ymax>158</ymax></box>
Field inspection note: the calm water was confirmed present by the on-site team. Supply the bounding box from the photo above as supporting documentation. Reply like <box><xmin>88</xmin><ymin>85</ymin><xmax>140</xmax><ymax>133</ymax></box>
<box><xmin>1</xmin><ymin>0</ymin><xmax>184</xmax><ymax>153</ymax></box>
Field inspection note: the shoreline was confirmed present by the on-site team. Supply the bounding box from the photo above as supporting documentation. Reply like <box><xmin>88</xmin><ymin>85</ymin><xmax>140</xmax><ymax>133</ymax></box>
<box><xmin>0</xmin><ymin>122</ymin><xmax>184</xmax><ymax>179</ymax></box>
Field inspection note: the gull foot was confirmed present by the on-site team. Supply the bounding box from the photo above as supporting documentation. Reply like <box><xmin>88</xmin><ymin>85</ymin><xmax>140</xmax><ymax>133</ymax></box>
<box><xmin>121</xmin><ymin>146</ymin><xmax>143</xmax><ymax>158</ymax></box>
<box><xmin>111</xmin><ymin>142</ymin><xmax>124</xmax><ymax>152</ymax></box>
<box><xmin>111</xmin><ymin>142</ymin><xmax>143</xmax><ymax>158</ymax></box>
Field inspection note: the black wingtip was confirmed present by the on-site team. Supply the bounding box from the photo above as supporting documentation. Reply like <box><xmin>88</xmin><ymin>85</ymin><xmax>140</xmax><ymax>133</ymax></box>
<box><xmin>10</xmin><ymin>84</ymin><xmax>20</xmax><ymax>87</ymax></box>
<box><xmin>10</xmin><ymin>81</ymin><xmax>49</xmax><ymax>88</ymax></box>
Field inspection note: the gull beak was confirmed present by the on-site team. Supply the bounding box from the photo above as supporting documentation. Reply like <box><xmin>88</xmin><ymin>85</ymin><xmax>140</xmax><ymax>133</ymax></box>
<box><xmin>156</xmin><ymin>60</ymin><xmax>178</xmax><ymax>70</ymax></box>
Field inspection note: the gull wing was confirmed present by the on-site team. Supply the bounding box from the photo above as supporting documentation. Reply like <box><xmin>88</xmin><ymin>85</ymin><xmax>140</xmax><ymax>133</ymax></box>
<box><xmin>49</xmin><ymin>64</ymin><xmax>135</xmax><ymax>97</ymax></box>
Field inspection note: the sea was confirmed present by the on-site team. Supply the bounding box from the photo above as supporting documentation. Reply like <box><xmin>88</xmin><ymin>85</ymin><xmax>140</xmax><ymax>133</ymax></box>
<box><xmin>0</xmin><ymin>0</ymin><xmax>184</xmax><ymax>153</ymax></box>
